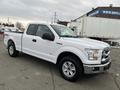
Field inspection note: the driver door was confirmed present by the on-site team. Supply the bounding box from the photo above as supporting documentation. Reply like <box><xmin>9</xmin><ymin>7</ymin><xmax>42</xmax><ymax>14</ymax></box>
<box><xmin>34</xmin><ymin>24</ymin><xmax>56</xmax><ymax>62</ymax></box>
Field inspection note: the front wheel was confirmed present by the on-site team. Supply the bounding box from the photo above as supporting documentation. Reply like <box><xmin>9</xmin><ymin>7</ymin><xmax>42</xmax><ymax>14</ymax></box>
<box><xmin>8</xmin><ymin>42</ymin><xmax>19</xmax><ymax>57</ymax></box>
<box><xmin>58</xmin><ymin>55</ymin><xmax>83</xmax><ymax>82</ymax></box>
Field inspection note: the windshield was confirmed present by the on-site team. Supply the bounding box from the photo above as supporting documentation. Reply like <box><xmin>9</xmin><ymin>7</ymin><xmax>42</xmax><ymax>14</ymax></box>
<box><xmin>51</xmin><ymin>25</ymin><xmax>78</xmax><ymax>38</ymax></box>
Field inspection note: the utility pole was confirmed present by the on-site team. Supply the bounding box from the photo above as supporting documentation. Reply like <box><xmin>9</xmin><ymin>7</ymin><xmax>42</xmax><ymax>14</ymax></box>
<box><xmin>51</xmin><ymin>12</ymin><xmax>59</xmax><ymax>24</ymax></box>
<box><xmin>51</xmin><ymin>16</ymin><xmax>54</xmax><ymax>24</ymax></box>
<box><xmin>54</xmin><ymin>12</ymin><xmax>57</xmax><ymax>23</ymax></box>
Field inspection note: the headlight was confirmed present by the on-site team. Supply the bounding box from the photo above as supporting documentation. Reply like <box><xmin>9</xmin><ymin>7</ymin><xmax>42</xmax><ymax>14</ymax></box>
<box><xmin>85</xmin><ymin>49</ymin><xmax>99</xmax><ymax>60</ymax></box>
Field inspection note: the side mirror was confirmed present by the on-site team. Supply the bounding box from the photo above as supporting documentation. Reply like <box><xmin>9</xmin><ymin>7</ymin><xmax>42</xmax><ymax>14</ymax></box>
<box><xmin>42</xmin><ymin>33</ymin><xmax>55</xmax><ymax>41</ymax></box>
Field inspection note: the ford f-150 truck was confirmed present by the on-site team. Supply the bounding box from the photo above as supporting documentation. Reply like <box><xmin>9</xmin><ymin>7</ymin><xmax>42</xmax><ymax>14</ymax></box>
<box><xmin>4</xmin><ymin>23</ymin><xmax>111</xmax><ymax>81</ymax></box>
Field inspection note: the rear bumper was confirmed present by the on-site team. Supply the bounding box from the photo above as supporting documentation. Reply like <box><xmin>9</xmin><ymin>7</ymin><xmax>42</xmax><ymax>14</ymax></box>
<box><xmin>83</xmin><ymin>61</ymin><xmax>111</xmax><ymax>74</ymax></box>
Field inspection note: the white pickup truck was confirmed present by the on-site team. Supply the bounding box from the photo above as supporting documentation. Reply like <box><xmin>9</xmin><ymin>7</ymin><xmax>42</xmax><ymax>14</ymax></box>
<box><xmin>4</xmin><ymin>23</ymin><xmax>111</xmax><ymax>81</ymax></box>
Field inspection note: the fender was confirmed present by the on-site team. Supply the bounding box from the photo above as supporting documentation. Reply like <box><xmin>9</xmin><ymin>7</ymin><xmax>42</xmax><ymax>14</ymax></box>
<box><xmin>7</xmin><ymin>33</ymin><xmax>22</xmax><ymax>52</ymax></box>
<box><xmin>54</xmin><ymin>46</ymin><xmax>87</xmax><ymax>64</ymax></box>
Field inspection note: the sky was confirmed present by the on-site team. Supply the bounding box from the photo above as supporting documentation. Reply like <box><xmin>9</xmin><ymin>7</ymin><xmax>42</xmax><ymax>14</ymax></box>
<box><xmin>0</xmin><ymin>0</ymin><xmax>120</xmax><ymax>23</ymax></box>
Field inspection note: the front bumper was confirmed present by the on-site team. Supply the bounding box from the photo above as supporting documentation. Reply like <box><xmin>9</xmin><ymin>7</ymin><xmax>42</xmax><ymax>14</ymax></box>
<box><xmin>83</xmin><ymin>61</ymin><xmax>111</xmax><ymax>74</ymax></box>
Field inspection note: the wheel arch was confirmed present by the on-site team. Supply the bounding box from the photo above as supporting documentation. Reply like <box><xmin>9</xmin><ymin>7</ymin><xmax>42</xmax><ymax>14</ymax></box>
<box><xmin>7</xmin><ymin>39</ymin><xmax>15</xmax><ymax>48</ymax></box>
<box><xmin>56</xmin><ymin>51</ymin><xmax>83</xmax><ymax>66</ymax></box>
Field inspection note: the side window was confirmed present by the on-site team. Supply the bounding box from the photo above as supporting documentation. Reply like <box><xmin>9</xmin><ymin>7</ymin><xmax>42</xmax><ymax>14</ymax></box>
<box><xmin>36</xmin><ymin>25</ymin><xmax>53</xmax><ymax>37</ymax></box>
<box><xmin>26</xmin><ymin>24</ymin><xmax>38</xmax><ymax>35</ymax></box>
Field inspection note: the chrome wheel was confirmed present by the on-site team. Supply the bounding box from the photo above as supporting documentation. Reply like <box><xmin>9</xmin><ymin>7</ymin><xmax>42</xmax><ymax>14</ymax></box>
<box><xmin>62</xmin><ymin>61</ymin><xmax>76</xmax><ymax>78</ymax></box>
<box><xmin>9</xmin><ymin>45</ymin><xmax>14</xmax><ymax>55</ymax></box>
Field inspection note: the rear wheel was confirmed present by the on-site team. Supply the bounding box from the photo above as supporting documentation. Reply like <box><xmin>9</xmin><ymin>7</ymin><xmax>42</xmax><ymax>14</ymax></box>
<box><xmin>58</xmin><ymin>55</ymin><xmax>83</xmax><ymax>82</ymax></box>
<box><xmin>8</xmin><ymin>42</ymin><xmax>19</xmax><ymax>57</ymax></box>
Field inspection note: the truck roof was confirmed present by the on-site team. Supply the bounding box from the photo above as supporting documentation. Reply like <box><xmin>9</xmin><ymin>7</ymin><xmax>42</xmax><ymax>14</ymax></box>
<box><xmin>28</xmin><ymin>22</ymin><xmax>64</xmax><ymax>26</ymax></box>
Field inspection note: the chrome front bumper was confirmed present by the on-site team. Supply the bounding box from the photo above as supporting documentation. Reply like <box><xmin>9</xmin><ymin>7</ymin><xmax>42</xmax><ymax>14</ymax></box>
<box><xmin>83</xmin><ymin>61</ymin><xmax>111</xmax><ymax>74</ymax></box>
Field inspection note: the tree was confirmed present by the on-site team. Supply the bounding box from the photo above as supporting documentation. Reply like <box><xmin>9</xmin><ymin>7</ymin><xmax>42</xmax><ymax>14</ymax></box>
<box><xmin>16</xmin><ymin>22</ymin><xmax>22</xmax><ymax>29</ymax></box>
<box><xmin>16</xmin><ymin>22</ymin><xmax>25</xmax><ymax>31</ymax></box>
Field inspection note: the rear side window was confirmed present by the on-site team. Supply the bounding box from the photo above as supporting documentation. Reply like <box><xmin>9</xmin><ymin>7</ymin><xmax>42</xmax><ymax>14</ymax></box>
<box><xmin>26</xmin><ymin>24</ymin><xmax>38</xmax><ymax>35</ymax></box>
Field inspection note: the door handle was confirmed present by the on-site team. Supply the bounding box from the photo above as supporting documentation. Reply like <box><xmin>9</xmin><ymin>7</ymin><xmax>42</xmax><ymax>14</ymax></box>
<box><xmin>32</xmin><ymin>39</ymin><xmax>37</xmax><ymax>42</ymax></box>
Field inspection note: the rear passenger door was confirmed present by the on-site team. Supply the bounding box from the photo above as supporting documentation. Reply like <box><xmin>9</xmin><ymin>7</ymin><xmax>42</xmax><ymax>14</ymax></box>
<box><xmin>22</xmin><ymin>24</ymin><xmax>38</xmax><ymax>55</ymax></box>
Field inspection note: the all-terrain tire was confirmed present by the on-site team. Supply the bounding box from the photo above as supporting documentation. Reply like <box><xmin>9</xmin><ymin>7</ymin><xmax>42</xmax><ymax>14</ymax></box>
<box><xmin>8</xmin><ymin>42</ymin><xmax>19</xmax><ymax>57</ymax></box>
<box><xmin>58</xmin><ymin>55</ymin><xmax>83</xmax><ymax>82</ymax></box>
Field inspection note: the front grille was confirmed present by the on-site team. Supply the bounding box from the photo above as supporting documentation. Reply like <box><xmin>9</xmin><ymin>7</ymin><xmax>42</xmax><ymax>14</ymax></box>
<box><xmin>101</xmin><ymin>47</ymin><xmax>110</xmax><ymax>64</ymax></box>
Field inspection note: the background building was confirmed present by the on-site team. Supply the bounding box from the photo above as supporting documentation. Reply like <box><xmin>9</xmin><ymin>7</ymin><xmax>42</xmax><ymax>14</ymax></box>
<box><xmin>87</xmin><ymin>6</ymin><xmax>120</xmax><ymax>19</ymax></box>
<box><xmin>72</xmin><ymin>5</ymin><xmax>120</xmax><ymax>22</ymax></box>
<box><xmin>57</xmin><ymin>21</ymin><xmax>69</xmax><ymax>26</ymax></box>
<box><xmin>68</xmin><ymin>5</ymin><xmax>120</xmax><ymax>47</ymax></box>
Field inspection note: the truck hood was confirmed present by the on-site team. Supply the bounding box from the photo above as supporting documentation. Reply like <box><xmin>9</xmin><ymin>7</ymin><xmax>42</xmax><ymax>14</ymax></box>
<box><xmin>62</xmin><ymin>38</ymin><xmax>110</xmax><ymax>49</ymax></box>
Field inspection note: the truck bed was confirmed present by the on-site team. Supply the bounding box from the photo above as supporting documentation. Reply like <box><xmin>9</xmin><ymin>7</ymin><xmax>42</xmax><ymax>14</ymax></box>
<box><xmin>4</xmin><ymin>31</ymin><xmax>23</xmax><ymax>51</ymax></box>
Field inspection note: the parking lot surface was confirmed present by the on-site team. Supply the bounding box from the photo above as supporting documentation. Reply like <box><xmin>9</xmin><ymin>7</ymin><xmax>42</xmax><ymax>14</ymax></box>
<box><xmin>0</xmin><ymin>35</ymin><xmax>120</xmax><ymax>90</ymax></box>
